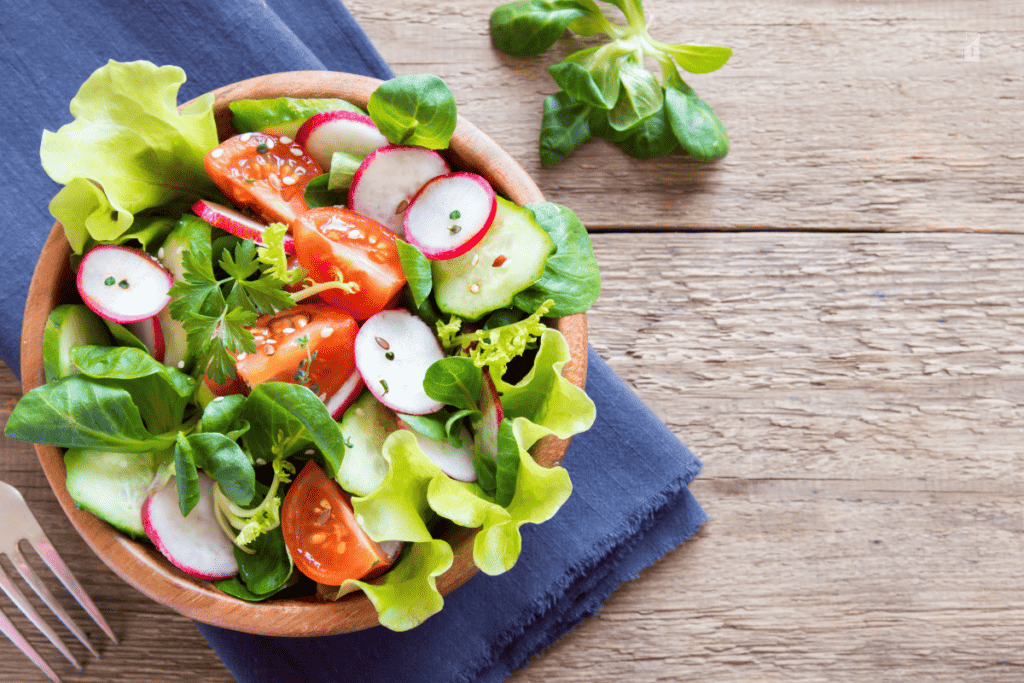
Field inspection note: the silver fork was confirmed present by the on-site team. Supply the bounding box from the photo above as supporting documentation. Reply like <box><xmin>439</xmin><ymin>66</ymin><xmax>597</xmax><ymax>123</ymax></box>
<box><xmin>0</xmin><ymin>480</ymin><xmax>118</xmax><ymax>683</ymax></box>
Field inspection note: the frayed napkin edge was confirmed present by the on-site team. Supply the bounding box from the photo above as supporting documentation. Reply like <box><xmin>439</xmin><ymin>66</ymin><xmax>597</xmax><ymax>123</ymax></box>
<box><xmin>456</xmin><ymin>471</ymin><xmax>709</xmax><ymax>683</ymax></box>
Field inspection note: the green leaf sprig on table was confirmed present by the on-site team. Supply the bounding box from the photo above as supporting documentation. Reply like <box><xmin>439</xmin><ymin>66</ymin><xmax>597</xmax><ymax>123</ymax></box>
<box><xmin>489</xmin><ymin>0</ymin><xmax>732</xmax><ymax>165</ymax></box>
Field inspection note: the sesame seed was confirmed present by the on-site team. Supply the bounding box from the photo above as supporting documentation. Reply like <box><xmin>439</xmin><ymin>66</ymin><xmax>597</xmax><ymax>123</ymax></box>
<box><xmin>290</xmin><ymin>147</ymin><xmax>303</xmax><ymax>156</ymax></box>
<box><xmin>348</xmin><ymin>229</ymin><xmax>363</xmax><ymax>240</ymax></box>
<box><xmin>321</xmin><ymin>327</ymin><xmax>334</xmax><ymax>337</ymax></box>
<box><xmin>282</xmin><ymin>327</ymin><xmax>295</xmax><ymax>334</ymax></box>
<box><xmin>470</xmin><ymin>283</ymin><xmax>481</xmax><ymax>294</ymax></box>
<box><xmin>213</xmin><ymin>396</ymin><xmax>224</xmax><ymax>402</ymax></box>
<box><xmin>177</xmin><ymin>360</ymin><xmax>185</xmax><ymax>368</ymax></box>
<box><xmin>269</xmin><ymin>173</ymin><xmax>282</xmax><ymax>189</ymax></box>
<box><xmin>299</xmin><ymin>319</ymin><xmax>307</xmax><ymax>327</ymax></box>
<box><xmin>319</xmin><ymin>392</ymin><xmax>328</xmax><ymax>401</ymax></box>
<box><xmin>265</xmin><ymin>139</ymin><xmax>275</xmax><ymax>149</ymax></box>
<box><xmin>211</xmin><ymin>148</ymin><xmax>224</xmax><ymax>158</ymax></box>
<box><xmin>368</xmin><ymin>236</ymin><xmax>377</xmax><ymax>244</ymax></box>
<box><xmin>237</xmin><ymin>352</ymin><xmax>247</xmax><ymax>360</ymax></box>
<box><xmin>158</xmin><ymin>247</ymin><xmax>164</xmax><ymax>258</ymax></box>
<box><xmin>282</xmin><ymin>175</ymin><xmax>297</xmax><ymax>185</ymax></box>
<box><xmin>471</xmin><ymin>254</ymin><xmax>480</xmax><ymax>267</ymax></box>
<box><xmin>280</xmin><ymin>136</ymin><xmax>292</xmax><ymax>144</ymax></box>
<box><xmin>240</xmin><ymin>133</ymin><xmax>252</xmax><ymax>142</ymax></box>
<box><xmin>256</xmin><ymin>458</ymin><xmax>267</xmax><ymax>465</ymax></box>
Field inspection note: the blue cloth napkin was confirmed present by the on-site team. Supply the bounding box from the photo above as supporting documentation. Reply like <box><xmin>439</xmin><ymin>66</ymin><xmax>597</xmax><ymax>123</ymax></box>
<box><xmin>0</xmin><ymin>1</ymin><xmax>707</xmax><ymax>681</ymax></box>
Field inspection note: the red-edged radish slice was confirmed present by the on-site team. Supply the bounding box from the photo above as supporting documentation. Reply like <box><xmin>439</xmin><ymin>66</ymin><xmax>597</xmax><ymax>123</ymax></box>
<box><xmin>142</xmin><ymin>473</ymin><xmax>238</xmax><ymax>581</ymax></box>
<box><xmin>126</xmin><ymin>315</ymin><xmax>166</xmax><ymax>363</ymax></box>
<box><xmin>77</xmin><ymin>245</ymin><xmax>174</xmax><ymax>323</ymax></box>
<box><xmin>403</xmin><ymin>172</ymin><xmax>497</xmax><ymax>260</ymax></box>
<box><xmin>354</xmin><ymin>310</ymin><xmax>445</xmax><ymax>415</ymax></box>
<box><xmin>474</xmin><ymin>370</ymin><xmax>504</xmax><ymax>460</ymax></box>
<box><xmin>326</xmin><ymin>369</ymin><xmax>365</xmax><ymax>420</ymax></box>
<box><xmin>348</xmin><ymin>145</ymin><xmax>450</xmax><ymax>237</ymax></box>
<box><xmin>295</xmin><ymin>110</ymin><xmax>388</xmax><ymax>171</ymax></box>
<box><xmin>397</xmin><ymin>421</ymin><xmax>477</xmax><ymax>482</ymax></box>
<box><xmin>192</xmin><ymin>199</ymin><xmax>295</xmax><ymax>254</ymax></box>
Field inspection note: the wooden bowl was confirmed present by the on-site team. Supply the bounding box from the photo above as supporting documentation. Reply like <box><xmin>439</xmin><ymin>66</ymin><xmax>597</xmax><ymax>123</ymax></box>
<box><xmin>20</xmin><ymin>71</ymin><xmax>588</xmax><ymax>637</ymax></box>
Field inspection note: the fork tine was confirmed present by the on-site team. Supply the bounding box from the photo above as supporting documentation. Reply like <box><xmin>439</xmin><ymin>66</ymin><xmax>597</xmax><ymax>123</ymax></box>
<box><xmin>0</xmin><ymin>564</ymin><xmax>81</xmax><ymax>670</ymax></box>
<box><xmin>29</xmin><ymin>535</ymin><xmax>118</xmax><ymax>644</ymax></box>
<box><xmin>0</xmin><ymin>606</ymin><xmax>63</xmax><ymax>683</ymax></box>
<box><xmin>10</xmin><ymin>543</ymin><xmax>99</xmax><ymax>657</ymax></box>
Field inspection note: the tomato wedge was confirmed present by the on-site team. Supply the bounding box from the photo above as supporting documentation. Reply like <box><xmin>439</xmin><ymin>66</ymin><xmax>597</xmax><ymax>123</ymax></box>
<box><xmin>292</xmin><ymin>207</ymin><xmax>407</xmax><ymax>321</ymax></box>
<box><xmin>281</xmin><ymin>460</ymin><xmax>391</xmax><ymax>585</ymax></box>
<box><xmin>204</xmin><ymin>132</ymin><xmax>321</xmax><ymax>226</ymax></box>
<box><xmin>235</xmin><ymin>304</ymin><xmax>358</xmax><ymax>405</ymax></box>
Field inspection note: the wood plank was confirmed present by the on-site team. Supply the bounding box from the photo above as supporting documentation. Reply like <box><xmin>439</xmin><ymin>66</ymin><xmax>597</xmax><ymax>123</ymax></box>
<box><xmin>349</xmin><ymin>0</ymin><xmax>1024</xmax><ymax>233</ymax></box>
<box><xmin>3</xmin><ymin>230</ymin><xmax>1023</xmax><ymax>681</ymax></box>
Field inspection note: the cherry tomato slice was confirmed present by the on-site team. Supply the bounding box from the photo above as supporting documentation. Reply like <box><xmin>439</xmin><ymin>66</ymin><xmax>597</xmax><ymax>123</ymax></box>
<box><xmin>292</xmin><ymin>207</ymin><xmax>407</xmax><ymax>321</ymax></box>
<box><xmin>281</xmin><ymin>460</ymin><xmax>390</xmax><ymax>585</ymax></box>
<box><xmin>235</xmin><ymin>304</ymin><xmax>358</xmax><ymax>404</ymax></box>
<box><xmin>204</xmin><ymin>132</ymin><xmax>321</xmax><ymax>226</ymax></box>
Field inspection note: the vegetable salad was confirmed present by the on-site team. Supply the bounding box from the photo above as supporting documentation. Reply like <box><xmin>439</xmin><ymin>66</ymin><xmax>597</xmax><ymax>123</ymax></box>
<box><xmin>5</xmin><ymin>60</ymin><xmax>599</xmax><ymax>631</ymax></box>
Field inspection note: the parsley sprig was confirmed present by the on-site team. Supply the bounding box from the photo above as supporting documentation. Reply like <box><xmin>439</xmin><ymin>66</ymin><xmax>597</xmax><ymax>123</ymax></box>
<box><xmin>169</xmin><ymin>239</ymin><xmax>295</xmax><ymax>384</ymax></box>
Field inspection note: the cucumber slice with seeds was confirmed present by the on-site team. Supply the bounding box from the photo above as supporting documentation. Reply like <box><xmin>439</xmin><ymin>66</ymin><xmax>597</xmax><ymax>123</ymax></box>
<box><xmin>42</xmin><ymin>304</ymin><xmax>113</xmax><ymax>382</ymax></box>
<box><xmin>431</xmin><ymin>197</ymin><xmax>553</xmax><ymax>321</ymax></box>
<box><xmin>337</xmin><ymin>391</ymin><xmax>397</xmax><ymax>497</ymax></box>
<box><xmin>64</xmin><ymin>447</ymin><xmax>166</xmax><ymax>537</ymax></box>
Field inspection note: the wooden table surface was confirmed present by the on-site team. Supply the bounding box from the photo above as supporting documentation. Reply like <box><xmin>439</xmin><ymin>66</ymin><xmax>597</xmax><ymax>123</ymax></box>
<box><xmin>2</xmin><ymin>1</ymin><xmax>1022</xmax><ymax>681</ymax></box>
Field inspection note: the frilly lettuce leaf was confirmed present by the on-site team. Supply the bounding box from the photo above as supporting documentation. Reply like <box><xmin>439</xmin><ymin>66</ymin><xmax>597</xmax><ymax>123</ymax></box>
<box><xmin>427</xmin><ymin>418</ymin><xmax>572</xmax><ymax>575</ymax></box>
<box><xmin>351</xmin><ymin>430</ymin><xmax>441</xmax><ymax>543</ymax></box>
<box><xmin>496</xmin><ymin>328</ymin><xmax>596</xmax><ymax>438</ymax></box>
<box><xmin>425</xmin><ymin>329</ymin><xmax>592</xmax><ymax>575</ymax></box>
<box><xmin>342</xmin><ymin>540</ymin><xmax>454</xmax><ymax>632</ymax></box>
<box><xmin>40</xmin><ymin>60</ymin><xmax>218</xmax><ymax>251</ymax></box>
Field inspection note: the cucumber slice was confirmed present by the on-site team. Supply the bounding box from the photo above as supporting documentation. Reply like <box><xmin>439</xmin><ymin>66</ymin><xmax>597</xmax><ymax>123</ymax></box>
<box><xmin>158</xmin><ymin>217</ymin><xmax>210</xmax><ymax>368</ymax></box>
<box><xmin>42</xmin><ymin>304</ymin><xmax>113</xmax><ymax>382</ymax></box>
<box><xmin>229</xmin><ymin>97</ymin><xmax>364</xmax><ymax>138</ymax></box>
<box><xmin>64</xmin><ymin>448</ymin><xmax>166</xmax><ymax>537</ymax></box>
<box><xmin>337</xmin><ymin>391</ymin><xmax>397</xmax><ymax>497</ymax></box>
<box><xmin>432</xmin><ymin>197</ymin><xmax>554</xmax><ymax>321</ymax></box>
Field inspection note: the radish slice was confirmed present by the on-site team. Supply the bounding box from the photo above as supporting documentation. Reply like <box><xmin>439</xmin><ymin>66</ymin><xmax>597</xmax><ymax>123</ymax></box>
<box><xmin>398</xmin><ymin>421</ymin><xmax>477</xmax><ymax>482</ymax></box>
<box><xmin>77</xmin><ymin>244</ymin><xmax>174</xmax><ymax>323</ymax></box>
<box><xmin>348</xmin><ymin>145</ymin><xmax>450</xmax><ymax>237</ymax></box>
<box><xmin>295</xmin><ymin>110</ymin><xmax>388</xmax><ymax>171</ymax></box>
<box><xmin>326</xmin><ymin>369</ymin><xmax>366</xmax><ymax>420</ymax></box>
<box><xmin>354</xmin><ymin>310</ymin><xmax>445</xmax><ymax>415</ymax></box>
<box><xmin>192</xmin><ymin>200</ymin><xmax>295</xmax><ymax>254</ymax></box>
<box><xmin>403</xmin><ymin>172</ymin><xmax>497</xmax><ymax>260</ymax></box>
<box><xmin>142</xmin><ymin>473</ymin><xmax>238</xmax><ymax>581</ymax></box>
<box><xmin>126</xmin><ymin>315</ymin><xmax>166</xmax><ymax>363</ymax></box>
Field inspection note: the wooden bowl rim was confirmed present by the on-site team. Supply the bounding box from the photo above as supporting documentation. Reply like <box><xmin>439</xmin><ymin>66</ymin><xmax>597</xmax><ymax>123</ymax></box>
<box><xmin>20</xmin><ymin>70</ymin><xmax>588</xmax><ymax>637</ymax></box>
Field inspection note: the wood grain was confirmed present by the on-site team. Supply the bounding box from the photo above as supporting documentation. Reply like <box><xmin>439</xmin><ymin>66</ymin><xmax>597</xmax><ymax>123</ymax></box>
<box><xmin>3</xmin><ymin>0</ymin><xmax>1023</xmax><ymax>680</ymax></box>
<box><xmin>4</xmin><ymin>232</ymin><xmax>1023</xmax><ymax>681</ymax></box>
<box><xmin>349</xmin><ymin>0</ymin><xmax>1024</xmax><ymax>233</ymax></box>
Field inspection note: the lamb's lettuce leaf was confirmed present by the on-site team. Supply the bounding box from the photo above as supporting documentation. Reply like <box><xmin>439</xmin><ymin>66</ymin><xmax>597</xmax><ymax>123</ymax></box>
<box><xmin>513</xmin><ymin>202</ymin><xmax>601</xmax><ymax>317</ymax></box>
<box><xmin>40</xmin><ymin>60</ymin><xmax>219</xmax><ymax>252</ymax></box>
<box><xmin>240</xmin><ymin>382</ymin><xmax>346</xmax><ymax>478</ymax></box>
<box><xmin>3</xmin><ymin>375</ymin><xmax>176</xmax><ymax>453</ymax></box>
